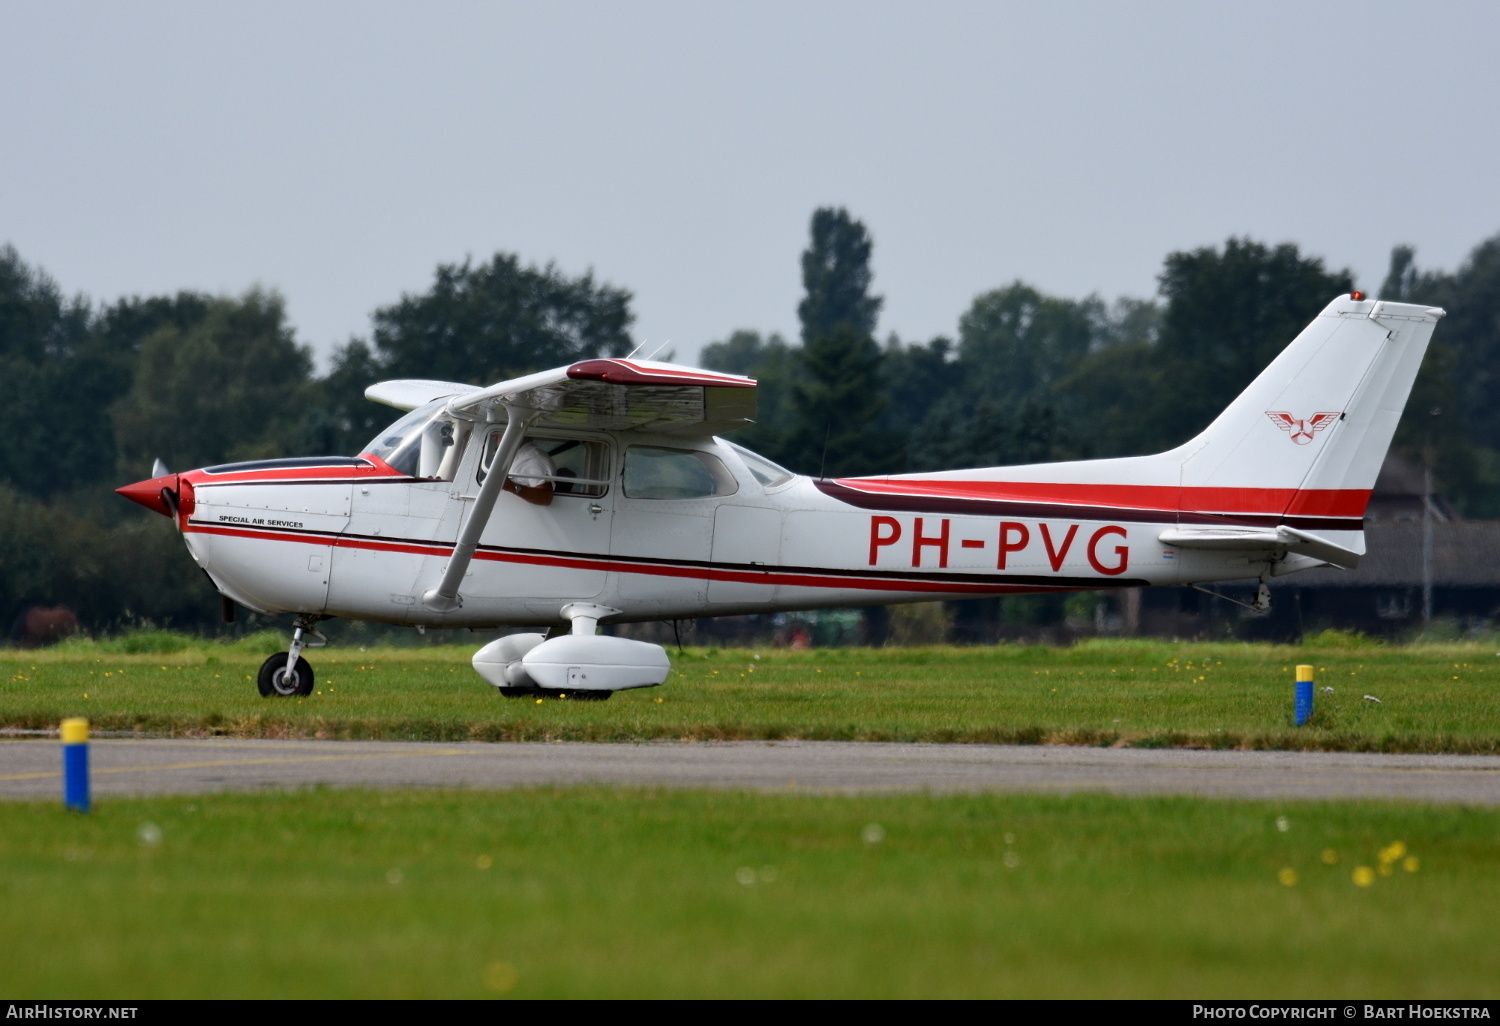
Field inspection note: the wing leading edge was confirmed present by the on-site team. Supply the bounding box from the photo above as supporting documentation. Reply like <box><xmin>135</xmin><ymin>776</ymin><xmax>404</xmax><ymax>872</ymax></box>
<box><xmin>364</xmin><ymin>379</ymin><xmax>483</xmax><ymax>411</ymax></box>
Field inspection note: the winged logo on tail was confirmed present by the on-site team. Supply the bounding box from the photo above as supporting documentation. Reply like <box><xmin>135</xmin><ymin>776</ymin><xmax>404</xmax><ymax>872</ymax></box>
<box><xmin>1266</xmin><ymin>411</ymin><xmax>1341</xmax><ymax>445</ymax></box>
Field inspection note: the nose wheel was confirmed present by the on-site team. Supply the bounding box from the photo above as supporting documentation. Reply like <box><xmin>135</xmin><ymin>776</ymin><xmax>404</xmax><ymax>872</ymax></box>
<box><xmin>258</xmin><ymin>653</ymin><xmax>314</xmax><ymax>697</ymax></box>
<box><xmin>258</xmin><ymin>615</ymin><xmax>327</xmax><ymax>698</ymax></box>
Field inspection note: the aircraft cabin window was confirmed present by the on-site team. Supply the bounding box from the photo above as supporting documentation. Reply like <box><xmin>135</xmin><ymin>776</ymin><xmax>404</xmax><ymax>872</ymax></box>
<box><xmin>726</xmin><ymin>441</ymin><xmax>794</xmax><ymax>489</ymax></box>
<box><xmin>622</xmin><ymin>446</ymin><xmax>739</xmax><ymax>500</ymax></box>
<box><xmin>477</xmin><ymin>433</ymin><xmax>610</xmax><ymax>498</ymax></box>
<box><xmin>363</xmin><ymin>401</ymin><xmax>471</xmax><ymax>481</ymax></box>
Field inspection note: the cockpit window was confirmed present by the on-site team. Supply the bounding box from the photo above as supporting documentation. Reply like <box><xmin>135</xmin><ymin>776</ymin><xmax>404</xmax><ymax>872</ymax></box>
<box><xmin>363</xmin><ymin>401</ymin><xmax>471</xmax><ymax>480</ymax></box>
<box><xmin>477</xmin><ymin>433</ymin><xmax>611</xmax><ymax>497</ymax></box>
<box><xmin>726</xmin><ymin>441</ymin><xmax>794</xmax><ymax>488</ymax></box>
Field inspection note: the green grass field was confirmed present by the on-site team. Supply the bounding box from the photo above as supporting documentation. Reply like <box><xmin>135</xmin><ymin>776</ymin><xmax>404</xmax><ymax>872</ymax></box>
<box><xmin>3</xmin><ymin>787</ymin><xmax>1495</xmax><ymax>998</ymax></box>
<box><xmin>3</xmin><ymin>634</ymin><xmax>1500</xmax><ymax>752</ymax></box>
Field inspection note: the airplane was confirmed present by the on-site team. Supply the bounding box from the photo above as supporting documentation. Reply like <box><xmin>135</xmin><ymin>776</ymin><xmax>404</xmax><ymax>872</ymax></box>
<box><xmin>117</xmin><ymin>292</ymin><xmax>1443</xmax><ymax>699</ymax></box>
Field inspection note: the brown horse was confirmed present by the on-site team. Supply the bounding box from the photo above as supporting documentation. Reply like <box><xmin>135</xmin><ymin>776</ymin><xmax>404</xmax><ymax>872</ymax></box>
<box><xmin>11</xmin><ymin>606</ymin><xmax>80</xmax><ymax>647</ymax></box>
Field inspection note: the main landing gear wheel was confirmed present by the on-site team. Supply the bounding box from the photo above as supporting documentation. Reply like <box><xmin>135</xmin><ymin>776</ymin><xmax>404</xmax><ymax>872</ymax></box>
<box><xmin>557</xmin><ymin>690</ymin><xmax>611</xmax><ymax>701</ymax></box>
<box><xmin>258</xmin><ymin>653</ymin><xmax>314</xmax><ymax>697</ymax></box>
<box><xmin>497</xmin><ymin>687</ymin><xmax>612</xmax><ymax>701</ymax></box>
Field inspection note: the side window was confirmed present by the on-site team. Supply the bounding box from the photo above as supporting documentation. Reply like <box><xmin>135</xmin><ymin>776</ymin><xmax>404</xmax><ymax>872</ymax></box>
<box><xmin>727</xmin><ymin>441</ymin><xmax>794</xmax><ymax>489</ymax></box>
<box><xmin>477</xmin><ymin>434</ymin><xmax>611</xmax><ymax>497</ymax></box>
<box><xmin>623</xmin><ymin>446</ymin><xmax>739</xmax><ymax>499</ymax></box>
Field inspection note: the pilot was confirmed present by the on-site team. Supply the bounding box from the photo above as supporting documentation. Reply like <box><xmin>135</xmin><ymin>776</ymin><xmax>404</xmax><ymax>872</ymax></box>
<box><xmin>503</xmin><ymin>440</ymin><xmax>555</xmax><ymax>506</ymax></box>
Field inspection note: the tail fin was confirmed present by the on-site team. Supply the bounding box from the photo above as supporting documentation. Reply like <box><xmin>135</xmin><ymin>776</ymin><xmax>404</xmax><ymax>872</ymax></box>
<box><xmin>858</xmin><ymin>293</ymin><xmax>1442</xmax><ymax>556</ymax></box>
<box><xmin>1178</xmin><ymin>294</ymin><xmax>1444</xmax><ymax>521</ymax></box>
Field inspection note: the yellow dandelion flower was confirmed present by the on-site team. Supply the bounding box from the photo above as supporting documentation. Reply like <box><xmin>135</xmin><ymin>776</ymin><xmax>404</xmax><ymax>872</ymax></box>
<box><xmin>1278</xmin><ymin>867</ymin><xmax>1299</xmax><ymax>887</ymax></box>
<box><xmin>1352</xmin><ymin>866</ymin><xmax>1375</xmax><ymax>887</ymax></box>
<box><xmin>483</xmin><ymin>961</ymin><xmax>518</xmax><ymax>993</ymax></box>
<box><xmin>1403</xmin><ymin>856</ymin><xmax>1420</xmax><ymax>873</ymax></box>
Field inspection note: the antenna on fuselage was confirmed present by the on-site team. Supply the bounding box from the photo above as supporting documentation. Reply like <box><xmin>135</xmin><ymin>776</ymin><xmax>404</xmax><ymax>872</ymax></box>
<box><xmin>642</xmin><ymin>339</ymin><xmax>672</xmax><ymax>361</ymax></box>
<box><xmin>818</xmin><ymin>423</ymin><xmax>831</xmax><ymax>480</ymax></box>
<box><xmin>623</xmin><ymin>339</ymin><xmax>648</xmax><ymax>359</ymax></box>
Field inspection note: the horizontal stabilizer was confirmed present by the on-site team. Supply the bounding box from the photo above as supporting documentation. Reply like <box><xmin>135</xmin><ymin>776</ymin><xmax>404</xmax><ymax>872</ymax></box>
<box><xmin>1158</xmin><ymin>525</ymin><xmax>1361</xmax><ymax>569</ymax></box>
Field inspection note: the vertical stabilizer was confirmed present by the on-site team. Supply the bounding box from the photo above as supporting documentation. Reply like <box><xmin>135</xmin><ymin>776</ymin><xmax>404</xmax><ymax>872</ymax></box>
<box><xmin>854</xmin><ymin>293</ymin><xmax>1443</xmax><ymax>564</ymax></box>
<box><xmin>1177</xmin><ymin>295</ymin><xmax>1443</xmax><ymax>524</ymax></box>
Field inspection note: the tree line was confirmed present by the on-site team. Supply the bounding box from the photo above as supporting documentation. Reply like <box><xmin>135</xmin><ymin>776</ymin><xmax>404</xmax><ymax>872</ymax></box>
<box><xmin>3</xmin><ymin>211</ymin><xmax>1500</xmax><ymax>636</ymax></box>
<box><xmin>709</xmin><ymin>211</ymin><xmax>1500</xmax><ymax>522</ymax></box>
<box><xmin>0</xmin><ymin>250</ymin><xmax>632</xmax><ymax>635</ymax></box>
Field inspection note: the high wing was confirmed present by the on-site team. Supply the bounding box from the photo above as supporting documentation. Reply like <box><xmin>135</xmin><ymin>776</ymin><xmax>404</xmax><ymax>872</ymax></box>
<box><xmin>365</xmin><ymin>379</ymin><xmax>483</xmax><ymax>411</ymax></box>
<box><xmin>364</xmin><ymin>360</ymin><xmax>757</xmax><ymax>434</ymax></box>
<box><xmin>424</xmin><ymin>358</ymin><xmax>758</xmax><ymax>436</ymax></box>
<box><xmin>379</xmin><ymin>358</ymin><xmax>756</xmax><ymax>612</ymax></box>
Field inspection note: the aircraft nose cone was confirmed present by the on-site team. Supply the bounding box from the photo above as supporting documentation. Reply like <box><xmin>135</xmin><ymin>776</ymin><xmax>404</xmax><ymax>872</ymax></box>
<box><xmin>116</xmin><ymin>473</ymin><xmax>178</xmax><ymax>517</ymax></box>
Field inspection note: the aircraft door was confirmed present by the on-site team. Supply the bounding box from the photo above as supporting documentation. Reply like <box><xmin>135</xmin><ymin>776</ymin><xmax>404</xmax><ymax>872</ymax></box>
<box><xmin>612</xmin><ymin>444</ymin><xmax>741</xmax><ymax>614</ymax></box>
<box><xmin>708</xmin><ymin>505</ymin><xmax>783</xmax><ymax>605</ymax></box>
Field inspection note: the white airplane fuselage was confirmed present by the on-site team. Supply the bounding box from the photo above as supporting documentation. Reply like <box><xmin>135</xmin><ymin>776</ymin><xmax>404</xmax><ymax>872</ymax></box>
<box><xmin>171</xmin><ymin>430</ymin><xmax>1325</xmax><ymax>629</ymax></box>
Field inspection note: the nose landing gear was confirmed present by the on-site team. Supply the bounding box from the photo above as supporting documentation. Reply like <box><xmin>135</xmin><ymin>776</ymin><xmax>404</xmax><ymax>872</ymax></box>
<box><xmin>258</xmin><ymin>615</ymin><xmax>328</xmax><ymax>697</ymax></box>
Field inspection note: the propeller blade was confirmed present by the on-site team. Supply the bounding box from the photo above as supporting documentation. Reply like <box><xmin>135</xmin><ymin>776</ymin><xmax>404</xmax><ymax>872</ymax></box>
<box><xmin>151</xmin><ymin>458</ymin><xmax>170</xmax><ymax>478</ymax></box>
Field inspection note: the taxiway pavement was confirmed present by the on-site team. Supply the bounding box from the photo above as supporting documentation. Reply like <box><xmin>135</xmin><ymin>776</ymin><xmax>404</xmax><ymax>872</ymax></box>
<box><xmin>3</xmin><ymin>737</ymin><xmax>1500</xmax><ymax>804</ymax></box>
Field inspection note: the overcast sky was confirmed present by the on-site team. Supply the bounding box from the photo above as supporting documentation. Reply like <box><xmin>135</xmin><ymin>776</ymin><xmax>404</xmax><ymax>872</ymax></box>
<box><xmin>3</xmin><ymin>1</ymin><xmax>1497</xmax><ymax>369</ymax></box>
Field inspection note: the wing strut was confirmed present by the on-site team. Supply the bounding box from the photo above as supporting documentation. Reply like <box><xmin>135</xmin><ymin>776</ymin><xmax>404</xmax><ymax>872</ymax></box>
<box><xmin>423</xmin><ymin>406</ymin><xmax>538</xmax><ymax>612</ymax></box>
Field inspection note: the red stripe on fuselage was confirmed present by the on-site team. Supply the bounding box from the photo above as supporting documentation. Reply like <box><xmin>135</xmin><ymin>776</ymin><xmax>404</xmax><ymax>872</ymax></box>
<box><xmin>832</xmin><ymin>478</ymin><xmax>1370</xmax><ymax>518</ymax></box>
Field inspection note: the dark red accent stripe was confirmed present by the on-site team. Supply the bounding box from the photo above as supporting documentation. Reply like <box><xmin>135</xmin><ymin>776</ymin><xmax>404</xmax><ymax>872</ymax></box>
<box><xmin>1284</xmin><ymin>490</ymin><xmax>1371</xmax><ymax>517</ymax></box>
<box><xmin>815</xmin><ymin>480</ymin><xmax>1364</xmax><ymax>531</ymax></box>
<box><xmin>182</xmin><ymin>455</ymin><xmax>406</xmax><ymax>486</ymax></box>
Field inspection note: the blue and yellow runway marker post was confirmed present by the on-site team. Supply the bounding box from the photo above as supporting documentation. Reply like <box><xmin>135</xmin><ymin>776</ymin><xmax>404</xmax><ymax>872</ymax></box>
<box><xmin>62</xmin><ymin>717</ymin><xmax>90</xmax><ymax>813</ymax></box>
<box><xmin>1294</xmin><ymin>664</ymin><xmax>1314</xmax><ymax>727</ymax></box>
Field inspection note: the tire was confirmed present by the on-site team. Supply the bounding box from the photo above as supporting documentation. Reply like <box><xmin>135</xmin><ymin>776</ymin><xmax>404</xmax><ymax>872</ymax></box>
<box><xmin>498</xmin><ymin>687</ymin><xmax>611</xmax><ymax>701</ymax></box>
<box><xmin>258</xmin><ymin>653</ymin><xmax>314</xmax><ymax>697</ymax></box>
<box><xmin>554</xmin><ymin>689</ymin><xmax>612</xmax><ymax>701</ymax></box>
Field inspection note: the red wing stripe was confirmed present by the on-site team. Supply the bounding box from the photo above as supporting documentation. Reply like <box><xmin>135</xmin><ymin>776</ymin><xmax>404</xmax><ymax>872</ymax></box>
<box><xmin>566</xmin><ymin>359</ymin><xmax>755</xmax><ymax>388</ymax></box>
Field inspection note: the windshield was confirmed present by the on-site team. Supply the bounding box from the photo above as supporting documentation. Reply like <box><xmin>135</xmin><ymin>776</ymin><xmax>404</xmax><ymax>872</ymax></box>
<box><xmin>363</xmin><ymin>400</ymin><xmax>471</xmax><ymax>479</ymax></box>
